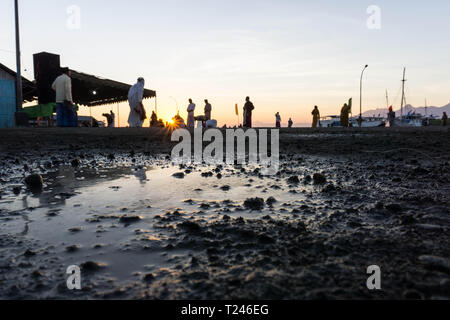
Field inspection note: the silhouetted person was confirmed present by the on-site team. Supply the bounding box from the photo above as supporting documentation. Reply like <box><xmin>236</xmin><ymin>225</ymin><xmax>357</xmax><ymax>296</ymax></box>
<box><xmin>187</xmin><ymin>99</ymin><xmax>196</xmax><ymax>129</ymax></box>
<box><xmin>340</xmin><ymin>103</ymin><xmax>350</xmax><ymax>127</ymax></box>
<box><xmin>288</xmin><ymin>118</ymin><xmax>293</xmax><ymax>128</ymax></box>
<box><xmin>243</xmin><ymin>97</ymin><xmax>255</xmax><ymax>128</ymax></box>
<box><xmin>275</xmin><ymin>112</ymin><xmax>281</xmax><ymax>128</ymax></box>
<box><xmin>110</xmin><ymin>111</ymin><xmax>115</xmax><ymax>127</ymax></box>
<box><xmin>443</xmin><ymin>112</ymin><xmax>448</xmax><ymax>126</ymax></box>
<box><xmin>204</xmin><ymin>100</ymin><xmax>212</xmax><ymax>120</ymax></box>
<box><xmin>312</xmin><ymin>106</ymin><xmax>320</xmax><ymax>128</ymax></box>
<box><xmin>388</xmin><ymin>106</ymin><xmax>396</xmax><ymax>127</ymax></box>
<box><xmin>150</xmin><ymin>111</ymin><xmax>159</xmax><ymax>127</ymax></box>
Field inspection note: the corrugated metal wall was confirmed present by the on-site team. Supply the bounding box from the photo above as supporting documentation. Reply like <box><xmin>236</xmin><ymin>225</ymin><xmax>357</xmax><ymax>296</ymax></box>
<box><xmin>0</xmin><ymin>79</ymin><xmax>16</xmax><ymax>128</ymax></box>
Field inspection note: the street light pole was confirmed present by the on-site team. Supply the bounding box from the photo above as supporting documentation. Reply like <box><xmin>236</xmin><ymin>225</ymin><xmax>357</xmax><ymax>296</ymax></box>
<box><xmin>359</xmin><ymin>64</ymin><xmax>368</xmax><ymax>128</ymax></box>
<box><xmin>14</xmin><ymin>0</ymin><xmax>23</xmax><ymax>113</ymax></box>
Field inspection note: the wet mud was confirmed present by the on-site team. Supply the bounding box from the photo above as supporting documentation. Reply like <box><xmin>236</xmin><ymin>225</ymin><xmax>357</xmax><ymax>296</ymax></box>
<box><xmin>0</xmin><ymin>127</ymin><xmax>449</xmax><ymax>299</ymax></box>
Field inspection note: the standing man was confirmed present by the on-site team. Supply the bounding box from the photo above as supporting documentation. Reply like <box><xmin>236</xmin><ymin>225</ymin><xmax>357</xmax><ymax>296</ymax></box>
<box><xmin>52</xmin><ymin>67</ymin><xmax>77</xmax><ymax>127</ymax></box>
<box><xmin>275</xmin><ymin>112</ymin><xmax>281</xmax><ymax>128</ymax></box>
<box><xmin>243</xmin><ymin>97</ymin><xmax>255</xmax><ymax>128</ymax></box>
<box><xmin>388</xmin><ymin>106</ymin><xmax>396</xmax><ymax>127</ymax></box>
<box><xmin>187</xmin><ymin>99</ymin><xmax>196</xmax><ymax>129</ymax></box>
<box><xmin>128</xmin><ymin>77</ymin><xmax>147</xmax><ymax>128</ymax></box>
<box><xmin>204</xmin><ymin>99</ymin><xmax>212</xmax><ymax>121</ymax></box>
<box><xmin>109</xmin><ymin>110</ymin><xmax>115</xmax><ymax>128</ymax></box>
<box><xmin>340</xmin><ymin>103</ymin><xmax>350</xmax><ymax>127</ymax></box>
<box><xmin>288</xmin><ymin>118</ymin><xmax>293</xmax><ymax>128</ymax></box>
<box><xmin>312</xmin><ymin>106</ymin><xmax>320</xmax><ymax>128</ymax></box>
<box><xmin>443</xmin><ymin>112</ymin><xmax>448</xmax><ymax>126</ymax></box>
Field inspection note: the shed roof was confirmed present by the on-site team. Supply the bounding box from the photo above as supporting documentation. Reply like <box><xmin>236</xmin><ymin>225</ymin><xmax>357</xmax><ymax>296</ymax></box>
<box><xmin>70</xmin><ymin>70</ymin><xmax>156</xmax><ymax>107</ymax></box>
<box><xmin>0</xmin><ymin>62</ymin><xmax>37</xmax><ymax>102</ymax></box>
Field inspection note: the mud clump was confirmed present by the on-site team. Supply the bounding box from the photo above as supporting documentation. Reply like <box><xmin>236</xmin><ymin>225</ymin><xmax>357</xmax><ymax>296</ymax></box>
<box><xmin>71</xmin><ymin>159</ymin><xmax>81</xmax><ymax>167</ymax></box>
<box><xmin>68</xmin><ymin>227</ymin><xmax>83</xmax><ymax>233</ymax></box>
<box><xmin>13</xmin><ymin>186</ymin><xmax>21</xmax><ymax>195</ymax></box>
<box><xmin>244</xmin><ymin>198</ymin><xmax>265</xmax><ymax>211</ymax></box>
<box><xmin>143</xmin><ymin>273</ymin><xmax>156</xmax><ymax>282</ymax></box>
<box><xmin>178</xmin><ymin>221</ymin><xmax>202</xmax><ymax>233</ymax></box>
<box><xmin>322</xmin><ymin>184</ymin><xmax>336</xmax><ymax>193</ymax></box>
<box><xmin>66</xmin><ymin>245</ymin><xmax>81</xmax><ymax>253</ymax></box>
<box><xmin>81</xmin><ymin>261</ymin><xmax>107</xmax><ymax>272</ymax></box>
<box><xmin>24</xmin><ymin>174</ymin><xmax>43</xmax><ymax>190</ymax></box>
<box><xmin>266</xmin><ymin>197</ymin><xmax>277</xmax><ymax>205</ymax></box>
<box><xmin>313</xmin><ymin>173</ymin><xmax>327</xmax><ymax>184</ymax></box>
<box><xmin>386</xmin><ymin>203</ymin><xmax>403</xmax><ymax>213</ymax></box>
<box><xmin>23</xmin><ymin>249</ymin><xmax>36</xmax><ymax>257</ymax></box>
<box><xmin>172</xmin><ymin>172</ymin><xmax>185</xmax><ymax>179</ymax></box>
<box><xmin>287</xmin><ymin>176</ymin><xmax>300</xmax><ymax>184</ymax></box>
<box><xmin>419</xmin><ymin>255</ymin><xmax>450</xmax><ymax>273</ymax></box>
<box><xmin>119</xmin><ymin>215</ymin><xmax>143</xmax><ymax>223</ymax></box>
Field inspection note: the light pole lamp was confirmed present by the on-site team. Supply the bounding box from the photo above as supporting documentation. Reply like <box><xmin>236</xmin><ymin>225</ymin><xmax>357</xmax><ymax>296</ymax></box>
<box><xmin>359</xmin><ymin>64</ymin><xmax>368</xmax><ymax>127</ymax></box>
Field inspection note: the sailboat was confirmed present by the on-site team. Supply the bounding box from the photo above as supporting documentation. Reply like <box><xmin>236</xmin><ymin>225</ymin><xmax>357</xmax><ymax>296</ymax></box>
<box><xmin>392</xmin><ymin>68</ymin><xmax>425</xmax><ymax>127</ymax></box>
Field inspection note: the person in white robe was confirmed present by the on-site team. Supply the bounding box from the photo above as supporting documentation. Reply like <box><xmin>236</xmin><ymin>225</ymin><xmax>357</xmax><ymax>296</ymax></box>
<box><xmin>128</xmin><ymin>78</ymin><xmax>146</xmax><ymax>128</ymax></box>
<box><xmin>187</xmin><ymin>99</ymin><xmax>196</xmax><ymax>129</ymax></box>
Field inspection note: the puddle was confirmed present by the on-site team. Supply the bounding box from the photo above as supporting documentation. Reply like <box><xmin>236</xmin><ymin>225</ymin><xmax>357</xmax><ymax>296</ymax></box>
<box><xmin>0</xmin><ymin>162</ymin><xmax>322</xmax><ymax>286</ymax></box>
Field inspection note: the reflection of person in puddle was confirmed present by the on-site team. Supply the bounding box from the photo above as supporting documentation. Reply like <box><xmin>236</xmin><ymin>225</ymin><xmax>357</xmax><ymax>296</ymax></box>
<box><xmin>134</xmin><ymin>169</ymin><xmax>147</xmax><ymax>183</ymax></box>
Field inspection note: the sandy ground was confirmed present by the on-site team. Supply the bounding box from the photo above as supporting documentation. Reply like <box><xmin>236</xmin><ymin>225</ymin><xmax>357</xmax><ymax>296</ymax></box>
<box><xmin>0</xmin><ymin>127</ymin><xmax>449</xmax><ymax>300</ymax></box>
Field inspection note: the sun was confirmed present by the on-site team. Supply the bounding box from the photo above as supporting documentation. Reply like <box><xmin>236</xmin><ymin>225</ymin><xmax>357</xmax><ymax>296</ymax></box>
<box><xmin>169</xmin><ymin>119</ymin><xmax>174</xmax><ymax>125</ymax></box>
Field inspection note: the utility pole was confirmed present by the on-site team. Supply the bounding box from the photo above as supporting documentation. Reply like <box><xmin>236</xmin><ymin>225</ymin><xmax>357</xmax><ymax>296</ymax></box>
<box><xmin>14</xmin><ymin>0</ymin><xmax>23</xmax><ymax>113</ymax></box>
<box><xmin>359</xmin><ymin>64</ymin><xmax>369</xmax><ymax>127</ymax></box>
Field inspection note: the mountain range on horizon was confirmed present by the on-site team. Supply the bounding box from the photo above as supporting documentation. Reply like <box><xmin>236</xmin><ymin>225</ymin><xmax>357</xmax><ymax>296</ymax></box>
<box><xmin>362</xmin><ymin>103</ymin><xmax>450</xmax><ymax>118</ymax></box>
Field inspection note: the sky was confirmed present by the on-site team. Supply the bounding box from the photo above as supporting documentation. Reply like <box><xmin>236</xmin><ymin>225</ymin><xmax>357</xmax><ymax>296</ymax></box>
<box><xmin>1</xmin><ymin>0</ymin><xmax>449</xmax><ymax>127</ymax></box>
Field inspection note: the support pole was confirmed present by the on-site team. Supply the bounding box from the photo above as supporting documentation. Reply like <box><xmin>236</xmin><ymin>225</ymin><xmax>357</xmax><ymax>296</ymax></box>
<box><xmin>117</xmin><ymin>103</ymin><xmax>120</xmax><ymax>128</ymax></box>
<box><xmin>117</xmin><ymin>102</ymin><xmax>119</xmax><ymax>127</ymax></box>
<box><xmin>14</xmin><ymin>0</ymin><xmax>23</xmax><ymax>113</ymax></box>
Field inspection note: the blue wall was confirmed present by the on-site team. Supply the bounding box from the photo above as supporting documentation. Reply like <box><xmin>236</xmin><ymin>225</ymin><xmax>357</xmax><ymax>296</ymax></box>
<box><xmin>0</xmin><ymin>80</ymin><xmax>16</xmax><ymax>128</ymax></box>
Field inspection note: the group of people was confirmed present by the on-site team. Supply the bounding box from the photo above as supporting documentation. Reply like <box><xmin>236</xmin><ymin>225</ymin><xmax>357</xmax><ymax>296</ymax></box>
<box><xmin>52</xmin><ymin>71</ymin><xmax>294</xmax><ymax>129</ymax></box>
<box><xmin>274</xmin><ymin>112</ymin><xmax>294</xmax><ymax>128</ymax></box>
<box><xmin>311</xmin><ymin>104</ymin><xmax>349</xmax><ymax>128</ymax></box>
<box><xmin>53</xmin><ymin>71</ymin><xmax>447</xmax><ymax>130</ymax></box>
<box><xmin>186</xmin><ymin>99</ymin><xmax>213</xmax><ymax>129</ymax></box>
<box><xmin>172</xmin><ymin>96</ymin><xmax>259</xmax><ymax>129</ymax></box>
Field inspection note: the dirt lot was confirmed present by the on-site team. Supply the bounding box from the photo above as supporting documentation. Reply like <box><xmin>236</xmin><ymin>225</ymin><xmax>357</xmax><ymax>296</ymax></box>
<box><xmin>0</xmin><ymin>127</ymin><xmax>449</xmax><ymax>299</ymax></box>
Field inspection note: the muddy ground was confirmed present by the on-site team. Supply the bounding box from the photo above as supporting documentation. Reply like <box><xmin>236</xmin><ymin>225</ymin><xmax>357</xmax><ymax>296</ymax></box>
<box><xmin>0</xmin><ymin>127</ymin><xmax>449</xmax><ymax>300</ymax></box>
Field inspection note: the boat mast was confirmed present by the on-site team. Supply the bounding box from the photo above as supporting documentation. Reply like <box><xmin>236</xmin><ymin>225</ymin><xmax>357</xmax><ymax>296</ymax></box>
<box><xmin>386</xmin><ymin>89</ymin><xmax>389</xmax><ymax>109</ymax></box>
<box><xmin>425</xmin><ymin>98</ymin><xmax>428</xmax><ymax>116</ymax></box>
<box><xmin>400</xmin><ymin>67</ymin><xmax>406</xmax><ymax>119</ymax></box>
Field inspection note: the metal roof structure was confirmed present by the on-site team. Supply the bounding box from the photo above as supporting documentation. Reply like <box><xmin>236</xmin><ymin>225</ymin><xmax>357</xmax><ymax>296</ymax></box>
<box><xmin>70</xmin><ymin>70</ymin><xmax>156</xmax><ymax>107</ymax></box>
